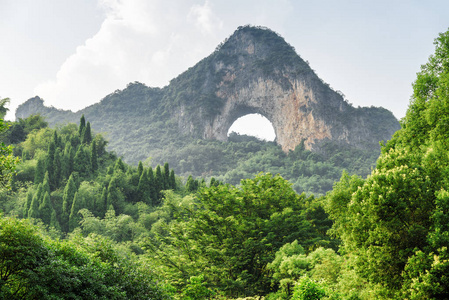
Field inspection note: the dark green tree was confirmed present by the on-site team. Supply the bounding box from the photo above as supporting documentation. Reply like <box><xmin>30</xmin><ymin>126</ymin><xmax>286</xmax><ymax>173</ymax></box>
<box><xmin>154</xmin><ymin>165</ymin><xmax>164</xmax><ymax>202</ymax></box>
<box><xmin>137</xmin><ymin>169</ymin><xmax>152</xmax><ymax>205</ymax></box>
<box><xmin>38</xmin><ymin>191</ymin><xmax>52</xmax><ymax>225</ymax></box>
<box><xmin>49</xmin><ymin>208</ymin><xmax>61</xmax><ymax>231</ymax></box>
<box><xmin>163</xmin><ymin>162</ymin><xmax>170</xmax><ymax>190</ymax></box>
<box><xmin>137</xmin><ymin>161</ymin><xmax>144</xmax><ymax>178</ymax></box>
<box><xmin>325</xmin><ymin>28</ymin><xmax>449</xmax><ymax>299</ymax></box>
<box><xmin>95</xmin><ymin>186</ymin><xmax>108</xmax><ymax>217</ymax></box>
<box><xmin>22</xmin><ymin>190</ymin><xmax>33</xmax><ymax>218</ymax></box>
<box><xmin>107</xmin><ymin>175</ymin><xmax>125</xmax><ymax>214</ymax></box>
<box><xmin>45</xmin><ymin>138</ymin><xmax>56</xmax><ymax>189</ymax></box>
<box><xmin>62</xmin><ymin>142</ymin><xmax>74</xmax><ymax>180</ymax></box>
<box><xmin>169</xmin><ymin>169</ymin><xmax>176</xmax><ymax>190</ymax></box>
<box><xmin>185</xmin><ymin>175</ymin><xmax>198</xmax><ymax>192</ymax></box>
<box><xmin>114</xmin><ymin>158</ymin><xmax>126</xmax><ymax>173</ymax></box>
<box><xmin>149</xmin><ymin>173</ymin><xmax>316</xmax><ymax>297</ymax></box>
<box><xmin>69</xmin><ymin>192</ymin><xmax>85</xmax><ymax>231</ymax></box>
<box><xmin>79</xmin><ymin>114</ymin><xmax>86</xmax><ymax>136</ymax></box>
<box><xmin>52</xmin><ymin>148</ymin><xmax>62</xmax><ymax>188</ymax></box>
<box><xmin>74</xmin><ymin>145</ymin><xmax>90</xmax><ymax>178</ymax></box>
<box><xmin>61</xmin><ymin>174</ymin><xmax>77</xmax><ymax>231</ymax></box>
<box><xmin>27</xmin><ymin>192</ymin><xmax>40</xmax><ymax>219</ymax></box>
<box><xmin>90</xmin><ymin>140</ymin><xmax>98</xmax><ymax>172</ymax></box>
<box><xmin>82</xmin><ymin>121</ymin><xmax>92</xmax><ymax>144</ymax></box>
<box><xmin>34</xmin><ymin>156</ymin><xmax>45</xmax><ymax>184</ymax></box>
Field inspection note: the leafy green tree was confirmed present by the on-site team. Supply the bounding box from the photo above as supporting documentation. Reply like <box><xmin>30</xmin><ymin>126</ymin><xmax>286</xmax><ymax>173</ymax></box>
<box><xmin>169</xmin><ymin>169</ymin><xmax>176</xmax><ymax>190</ymax></box>
<box><xmin>148</xmin><ymin>173</ymin><xmax>317</xmax><ymax>297</ymax></box>
<box><xmin>154</xmin><ymin>165</ymin><xmax>164</xmax><ymax>202</ymax></box>
<box><xmin>62</xmin><ymin>174</ymin><xmax>77</xmax><ymax>231</ymax></box>
<box><xmin>95</xmin><ymin>186</ymin><xmax>108</xmax><ymax>218</ymax></box>
<box><xmin>74</xmin><ymin>144</ymin><xmax>90</xmax><ymax>178</ymax></box>
<box><xmin>62</xmin><ymin>142</ymin><xmax>74</xmax><ymax>179</ymax></box>
<box><xmin>79</xmin><ymin>114</ymin><xmax>86</xmax><ymax>136</ymax></box>
<box><xmin>107</xmin><ymin>175</ymin><xmax>125</xmax><ymax>214</ymax></box>
<box><xmin>0</xmin><ymin>216</ymin><xmax>48</xmax><ymax>298</ymax></box>
<box><xmin>49</xmin><ymin>208</ymin><xmax>61</xmax><ymax>231</ymax></box>
<box><xmin>291</xmin><ymin>276</ymin><xmax>326</xmax><ymax>300</ymax></box>
<box><xmin>34</xmin><ymin>156</ymin><xmax>46</xmax><ymax>184</ymax></box>
<box><xmin>27</xmin><ymin>190</ymin><xmax>40</xmax><ymax>219</ymax></box>
<box><xmin>82</xmin><ymin>121</ymin><xmax>92</xmax><ymax>144</ymax></box>
<box><xmin>148</xmin><ymin>166</ymin><xmax>157</xmax><ymax>201</ymax></box>
<box><xmin>53</xmin><ymin>148</ymin><xmax>62</xmax><ymax>188</ymax></box>
<box><xmin>138</xmin><ymin>169</ymin><xmax>152</xmax><ymax>205</ymax></box>
<box><xmin>137</xmin><ymin>161</ymin><xmax>144</xmax><ymax>178</ymax></box>
<box><xmin>39</xmin><ymin>191</ymin><xmax>52</xmax><ymax>224</ymax></box>
<box><xmin>325</xmin><ymin>28</ymin><xmax>449</xmax><ymax>299</ymax></box>
<box><xmin>22</xmin><ymin>190</ymin><xmax>33</xmax><ymax>218</ymax></box>
<box><xmin>185</xmin><ymin>175</ymin><xmax>198</xmax><ymax>192</ymax></box>
<box><xmin>163</xmin><ymin>162</ymin><xmax>170</xmax><ymax>190</ymax></box>
<box><xmin>114</xmin><ymin>158</ymin><xmax>126</xmax><ymax>173</ymax></box>
<box><xmin>90</xmin><ymin>140</ymin><xmax>98</xmax><ymax>172</ymax></box>
<box><xmin>69</xmin><ymin>192</ymin><xmax>85</xmax><ymax>231</ymax></box>
<box><xmin>45</xmin><ymin>138</ymin><xmax>56</xmax><ymax>188</ymax></box>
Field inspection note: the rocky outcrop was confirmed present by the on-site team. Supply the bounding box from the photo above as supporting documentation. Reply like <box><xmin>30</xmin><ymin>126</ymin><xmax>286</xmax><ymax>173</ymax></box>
<box><xmin>169</xmin><ymin>26</ymin><xmax>399</xmax><ymax>152</ymax></box>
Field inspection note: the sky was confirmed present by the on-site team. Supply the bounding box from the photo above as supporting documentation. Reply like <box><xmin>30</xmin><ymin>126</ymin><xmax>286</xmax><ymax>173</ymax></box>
<box><xmin>1</xmin><ymin>0</ymin><xmax>449</xmax><ymax>140</ymax></box>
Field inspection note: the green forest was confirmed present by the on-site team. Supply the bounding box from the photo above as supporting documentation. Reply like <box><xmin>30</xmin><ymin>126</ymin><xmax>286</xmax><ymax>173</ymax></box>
<box><xmin>1</xmin><ymin>29</ymin><xmax>449</xmax><ymax>299</ymax></box>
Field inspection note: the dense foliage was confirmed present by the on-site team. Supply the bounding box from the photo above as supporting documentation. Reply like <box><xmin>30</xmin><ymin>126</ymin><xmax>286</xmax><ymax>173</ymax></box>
<box><xmin>2</xmin><ymin>27</ymin><xmax>449</xmax><ymax>300</ymax></box>
<box><xmin>149</xmin><ymin>133</ymin><xmax>379</xmax><ymax>196</ymax></box>
<box><xmin>325</xmin><ymin>29</ymin><xmax>449</xmax><ymax>299</ymax></box>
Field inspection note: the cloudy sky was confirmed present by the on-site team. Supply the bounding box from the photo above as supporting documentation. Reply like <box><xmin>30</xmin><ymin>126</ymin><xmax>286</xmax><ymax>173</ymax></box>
<box><xmin>1</xmin><ymin>0</ymin><xmax>449</xmax><ymax>139</ymax></box>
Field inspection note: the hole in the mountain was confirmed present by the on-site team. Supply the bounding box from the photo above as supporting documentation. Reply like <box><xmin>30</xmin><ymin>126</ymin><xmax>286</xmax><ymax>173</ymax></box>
<box><xmin>227</xmin><ymin>113</ymin><xmax>276</xmax><ymax>141</ymax></box>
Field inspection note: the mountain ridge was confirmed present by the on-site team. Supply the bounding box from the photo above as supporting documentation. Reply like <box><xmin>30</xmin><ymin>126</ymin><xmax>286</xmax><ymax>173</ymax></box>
<box><xmin>16</xmin><ymin>25</ymin><xmax>400</xmax><ymax>165</ymax></box>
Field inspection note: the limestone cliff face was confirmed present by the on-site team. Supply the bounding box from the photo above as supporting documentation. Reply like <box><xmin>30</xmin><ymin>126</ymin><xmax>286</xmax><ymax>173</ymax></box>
<box><xmin>170</xmin><ymin>26</ymin><xmax>399</xmax><ymax>152</ymax></box>
<box><xmin>16</xmin><ymin>26</ymin><xmax>400</xmax><ymax>161</ymax></box>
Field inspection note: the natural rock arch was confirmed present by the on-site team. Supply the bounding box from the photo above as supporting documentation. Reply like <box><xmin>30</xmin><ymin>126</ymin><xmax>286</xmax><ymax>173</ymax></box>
<box><xmin>201</xmin><ymin>77</ymin><xmax>337</xmax><ymax>153</ymax></box>
<box><xmin>227</xmin><ymin>113</ymin><xmax>275</xmax><ymax>141</ymax></box>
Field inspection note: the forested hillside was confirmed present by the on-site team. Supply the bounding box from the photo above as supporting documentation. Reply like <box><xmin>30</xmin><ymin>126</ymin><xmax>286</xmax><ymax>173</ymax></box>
<box><xmin>2</xmin><ymin>28</ymin><xmax>449</xmax><ymax>300</ymax></box>
<box><xmin>16</xmin><ymin>26</ymin><xmax>400</xmax><ymax>195</ymax></box>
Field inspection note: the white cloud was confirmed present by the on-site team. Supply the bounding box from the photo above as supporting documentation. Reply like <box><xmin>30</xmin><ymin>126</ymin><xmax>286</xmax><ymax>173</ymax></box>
<box><xmin>34</xmin><ymin>0</ymin><xmax>224</xmax><ymax>112</ymax></box>
<box><xmin>189</xmin><ymin>1</ymin><xmax>223</xmax><ymax>34</ymax></box>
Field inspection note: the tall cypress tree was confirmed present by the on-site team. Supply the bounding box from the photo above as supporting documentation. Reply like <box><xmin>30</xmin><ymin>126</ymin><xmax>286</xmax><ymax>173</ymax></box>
<box><xmin>53</xmin><ymin>148</ymin><xmax>62</xmax><ymax>189</ymax></box>
<box><xmin>23</xmin><ymin>190</ymin><xmax>33</xmax><ymax>218</ymax></box>
<box><xmin>163</xmin><ymin>162</ymin><xmax>170</xmax><ymax>190</ymax></box>
<box><xmin>137</xmin><ymin>161</ymin><xmax>144</xmax><ymax>178</ymax></box>
<box><xmin>186</xmin><ymin>175</ymin><xmax>195</xmax><ymax>192</ymax></box>
<box><xmin>114</xmin><ymin>158</ymin><xmax>126</xmax><ymax>173</ymax></box>
<box><xmin>46</xmin><ymin>140</ymin><xmax>56</xmax><ymax>188</ymax></box>
<box><xmin>138</xmin><ymin>169</ymin><xmax>152</xmax><ymax>205</ymax></box>
<box><xmin>82</xmin><ymin>122</ymin><xmax>92</xmax><ymax>144</ymax></box>
<box><xmin>42</xmin><ymin>172</ymin><xmax>51</xmax><ymax>204</ymax></box>
<box><xmin>107</xmin><ymin>175</ymin><xmax>125</xmax><ymax>214</ymax></box>
<box><xmin>28</xmin><ymin>192</ymin><xmax>40</xmax><ymax>219</ymax></box>
<box><xmin>90</xmin><ymin>140</ymin><xmax>98</xmax><ymax>172</ymax></box>
<box><xmin>155</xmin><ymin>165</ymin><xmax>164</xmax><ymax>202</ymax></box>
<box><xmin>95</xmin><ymin>186</ymin><xmax>108</xmax><ymax>218</ymax></box>
<box><xmin>62</xmin><ymin>174</ymin><xmax>77</xmax><ymax>231</ymax></box>
<box><xmin>74</xmin><ymin>145</ymin><xmax>90</xmax><ymax>178</ymax></box>
<box><xmin>50</xmin><ymin>208</ymin><xmax>61</xmax><ymax>231</ymax></box>
<box><xmin>62</xmin><ymin>142</ymin><xmax>74</xmax><ymax>180</ymax></box>
<box><xmin>170</xmin><ymin>169</ymin><xmax>176</xmax><ymax>190</ymax></box>
<box><xmin>39</xmin><ymin>191</ymin><xmax>52</xmax><ymax>225</ymax></box>
<box><xmin>69</xmin><ymin>192</ymin><xmax>84</xmax><ymax>231</ymax></box>
<box><xmin>148</xmin><ymin>167</ymin><xmax>157</xmax><ymax>202</ymax></box>
<box><xmin>34</xmin><ymin>157</ymin><xmax>45</xmax><ymax>184</ymax></box>
<box><xmin>79</xmin><ymin>114</ymin><xmax>86</xmax><ymax>136</ymax></box>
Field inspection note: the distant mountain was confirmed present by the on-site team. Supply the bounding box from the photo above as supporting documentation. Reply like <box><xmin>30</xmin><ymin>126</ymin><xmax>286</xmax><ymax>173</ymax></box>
<box><xmin>16</xmin><ymin>25</ymin><xmax>400</xmax><ymax>187</ymax></box>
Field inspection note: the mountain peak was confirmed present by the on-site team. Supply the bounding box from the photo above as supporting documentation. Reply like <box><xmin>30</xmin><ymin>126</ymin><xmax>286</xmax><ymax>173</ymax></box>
<box><xmin>16</xmin><ymin>25</ymin><xmax>400</xmax><ymax>163</ymax></box>
<box><xmin>215</xmin><ymin>25</ymin><xmax>304</xmax><ymax>67</ymax></box>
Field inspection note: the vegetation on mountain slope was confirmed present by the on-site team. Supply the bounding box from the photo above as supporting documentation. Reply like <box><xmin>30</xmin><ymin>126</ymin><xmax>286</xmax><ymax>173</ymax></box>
<box><xmin>2</xmin><ymin>27</ymin><xmax>448</xmax><ymax>300</ymax></box>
